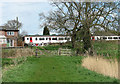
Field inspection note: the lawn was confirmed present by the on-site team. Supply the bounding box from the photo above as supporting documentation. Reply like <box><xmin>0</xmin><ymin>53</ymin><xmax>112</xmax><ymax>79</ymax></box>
<box><xmin>2</xmin><ymin>55</ymin><xmax>119</xmax><ymax>82</ymax></box>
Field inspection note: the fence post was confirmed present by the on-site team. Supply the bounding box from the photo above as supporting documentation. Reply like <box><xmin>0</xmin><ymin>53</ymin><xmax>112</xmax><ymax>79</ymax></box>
<box><xmin>107</xmin><ymin>53</ymin><xmax>109</xmax><ymax>57</ymax></box>
<box><xmin>58</xmin><ymin>48</ymin><xmax>61</xmax><ymax>55</ymax></box>
<box><xmin>35</xmin><ymin>48</ymin><xmax>38</xmax><ymax>57</ymax></box>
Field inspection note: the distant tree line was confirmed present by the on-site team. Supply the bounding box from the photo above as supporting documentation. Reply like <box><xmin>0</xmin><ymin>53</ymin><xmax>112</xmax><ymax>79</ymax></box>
<box><xmin>43</xmin><ymin>26</ymin><xmax>50</xmax><ymax>35</ymax></box>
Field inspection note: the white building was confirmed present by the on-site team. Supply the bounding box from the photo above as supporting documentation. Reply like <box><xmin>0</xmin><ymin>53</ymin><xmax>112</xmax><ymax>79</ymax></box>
<box><xmin>0</xmin><ymin>35</ymin><xmax>7</xmax><ymax>47</ymax></box>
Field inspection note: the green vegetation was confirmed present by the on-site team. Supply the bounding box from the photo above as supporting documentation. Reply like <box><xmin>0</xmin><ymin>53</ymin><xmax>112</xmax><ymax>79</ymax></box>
<box><xmin>2</xmin><ymin>58</ymin><xmax>13</xmax><ymax>66</ymax></box>
<box><xmin>37</xmin><ymin>45</ymin><xmax>61</xmax><ymax>50</ymax></box>
<box><xmin>43</xmin><ymin>26</ymin><xmax>50</xmax><ymax>35</ymax></box>
<box><xmin>35</xmin><ymin>41</ymin><xmax>119</xmax><ymax>59</ymax></box>
<box><xmin>2</xmin><ymin>57</ymin><xmax>28</xmax><ymax>67</ymax></box>
<box><xmin>2</xmin><ymin>48</ymin><xmax>34</xmax><ymax>58</ymax></box>
<box><xmin>2</xmin><ymin>41</ymin><xmax>119</xmax><ymax>82</ymax></box>
<box><xmin>2</xmin><ymin>48</ymin><xmax>34</xmax><ymax>67</ymax></box>
<box><xmin>93</xmin><ymin>41</ymin><xmax>118</xmax><ymax>59</ymax></box>
<box><xmin>36</xmin><ymin>43</ymin><xmax>72</xmax><ymax>51</ymax></box>
<box><xmin>3</xmin><ymin>56</ymin><xmax>119</xmax><ymax>82</ymax></box>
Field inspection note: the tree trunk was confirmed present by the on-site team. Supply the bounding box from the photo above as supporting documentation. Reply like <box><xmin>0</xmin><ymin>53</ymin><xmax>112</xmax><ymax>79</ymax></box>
<box><xmin>83</xmin><ymin>2</ymin><xmax>93</xmax><ymax>55</ymax></box>
<box><xmin>71</xmin><ymin>28</ymin><xmax>77</xmax><ymax>48</ymax></box>
<box><xmin>83</xmin><ymin>27</ymin><xmax>93</xmax><ymax>55</ymax></box>
<box><xmin>71</xmin><ymin>33</ymin><xmax>76</xmax><ymax>48</ymax></box>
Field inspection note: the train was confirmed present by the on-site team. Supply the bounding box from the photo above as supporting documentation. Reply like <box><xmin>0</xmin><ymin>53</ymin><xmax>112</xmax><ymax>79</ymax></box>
<box><xmin>91</xmin><ymin>36</ymin><xmax>120</xmax><ymax>41</ymax></box>
<box><xmin>23</xmin><ymin>35</ymin><xmax>71</xmax><ymax>46</ymax></box>
<box><xmin>23</xmin><ymin>35</ymin><xmax>120</xmax><ymax>46</ymax></box>
<box><xmin>1</xmin><ymin>34</ymin><xmax>120</xmax><ymax>47</ymax></box>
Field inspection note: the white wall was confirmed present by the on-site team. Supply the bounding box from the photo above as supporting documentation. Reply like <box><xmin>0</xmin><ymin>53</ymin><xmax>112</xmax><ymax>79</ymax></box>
<box><xmin>0</xmin><ymin>35</ymin><xmax>7</xmax><ymax>44</ymax></box>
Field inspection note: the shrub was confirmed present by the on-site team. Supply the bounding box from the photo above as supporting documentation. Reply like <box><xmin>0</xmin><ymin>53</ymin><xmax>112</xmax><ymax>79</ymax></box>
<box><xmin>2</xmin><ymin>48</ymin><xmax>35</xmax><ymax>58</ymax></box>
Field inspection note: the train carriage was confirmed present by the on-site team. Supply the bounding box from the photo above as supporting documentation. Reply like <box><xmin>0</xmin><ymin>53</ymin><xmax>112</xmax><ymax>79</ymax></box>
<box><xmin>24</xmin><ymin>35</ymin><xmax>120</xmax><ymax>46</ymax></box>
<box><xmin>24</xmin><ymin>35</ymin><xmax>71</xmax><ymax>46</ymax></box>
<box><xmin>91</xmin><ymin>36</ymin><xmax>120</xmax><ymax>41</ymax></box>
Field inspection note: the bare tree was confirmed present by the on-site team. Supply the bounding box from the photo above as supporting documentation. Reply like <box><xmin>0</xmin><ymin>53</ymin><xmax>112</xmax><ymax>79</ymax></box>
<box><xmin>20</xmin><ymin>30</ymin><xmax>28</xmax><ymax>37</ymax></box>
<box><xmin>4</xmin><ymin>17</ymin><xmax>22</xmax><ymax>29</ymax></box>
<box><xmin>17</xmin><ymin>30</ymin><xmax>28</xmax><ymax>46</ymax></box>
<box><xmin>39</xmin><ymin>2</ymin><xmax>119</xmax><ymax>55</ymax></box>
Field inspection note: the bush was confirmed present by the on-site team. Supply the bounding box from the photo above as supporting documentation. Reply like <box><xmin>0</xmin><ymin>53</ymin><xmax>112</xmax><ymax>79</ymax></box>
<box><xmin>2</xmin><ymin>48</ymin><xmax>35</xmax><ymax>58</ymax></box>
<box><xmin>2</xmin><ymin>58</ymin><xmax>13</xmax><ymax>66</ymax></box>
<box><xmin>2</xmin><ymin>48</ymin><xmax>35</xmax><ymax>67</ymax></box>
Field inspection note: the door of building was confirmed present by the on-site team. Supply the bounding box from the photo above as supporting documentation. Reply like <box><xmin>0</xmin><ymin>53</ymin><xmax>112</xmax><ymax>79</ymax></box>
<box><xmin>7</xmin><ymin>39</ymin><xmax>14</xmax><ymax>47</ymax></box>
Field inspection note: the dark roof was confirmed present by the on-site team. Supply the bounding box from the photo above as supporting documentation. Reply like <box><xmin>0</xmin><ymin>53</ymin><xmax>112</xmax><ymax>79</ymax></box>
<box><xmin>0</xmin><ymin>26</ymin><xmax>19</xmax><ymax>31</ymax></box>
<box><xmin>93</xmin><ymin>31</ymin><xmax>117</xmax><ymax>36</ymax></box>
<box><xmin>0</xmin><ymin>26</ymin><xmax>5</xmax><ymax>30</ymax></box>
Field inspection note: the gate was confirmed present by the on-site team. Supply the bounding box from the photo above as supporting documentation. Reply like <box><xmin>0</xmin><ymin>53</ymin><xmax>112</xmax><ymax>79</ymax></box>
<box><xmin>58</xmin><ymin>48</ymin><xmax>72</xmax><ymax>56</ymax></box>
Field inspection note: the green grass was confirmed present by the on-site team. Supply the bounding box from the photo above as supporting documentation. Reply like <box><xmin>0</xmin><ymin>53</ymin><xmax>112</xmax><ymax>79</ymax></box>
<box><xmin>93</xmin><ymin>41</ymin><xmax>119</xmax><ymax>59</ymax></box>
<box><xmin>2</xmin><ymin>57</ymin><xmax>28</xmax><ymax>67</ymax></box>
<box><xmin>2</xmin><ymin>56</ymin><xmax>119</xmax><ymax>82</ymax></box>
<box><xmin>35</xmin><ymin>43</ymin><xmax>73</xmax><ymax>51</ymax></box>
<box><xmin>2</xmin><ymin>58</ymin><xmax>13</xmax><ymax>66</ymax></box>
<box><xmin>34</xmin><ymin>41</ymin><xmax>119</xmax><ymax>59</ymax></box>
<box><xmin>38</xmin><ymin>45</ymin><xmax>61</xmax><ymax>50</ymax></box>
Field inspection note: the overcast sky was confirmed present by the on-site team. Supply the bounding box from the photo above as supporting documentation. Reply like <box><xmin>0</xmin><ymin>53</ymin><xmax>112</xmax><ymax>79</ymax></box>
<box><xmin>0</xmin><ymin>2</ymin><xmax>56</xmax><ymax>35</ymax></box>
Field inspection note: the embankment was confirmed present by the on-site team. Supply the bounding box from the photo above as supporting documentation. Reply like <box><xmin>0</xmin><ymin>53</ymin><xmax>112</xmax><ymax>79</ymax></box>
<box><xmin>82</xmin><ymin>56</ymin><xmax>119</xmax><ymax>79</ymax></box>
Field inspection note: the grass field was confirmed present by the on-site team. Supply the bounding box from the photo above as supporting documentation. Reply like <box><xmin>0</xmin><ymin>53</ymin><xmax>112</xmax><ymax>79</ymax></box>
<box><xmin>93</xmin><ymin>41</ymin><xmax>119</xmax><ymax>59</ymax></box>
<box><xmin>36</xmin><ymin>41</ymin><xmax>119</xmax><ymax>59</ymax></box>
<box><xmin>2</xmin><ymin>56</ymin><xmax>119</xmax><ymax>82</ymax></box>
<box><xmin>2</xmin><ymin>41</ymin><xmax>120</xmax><ymax>82</ymax></box>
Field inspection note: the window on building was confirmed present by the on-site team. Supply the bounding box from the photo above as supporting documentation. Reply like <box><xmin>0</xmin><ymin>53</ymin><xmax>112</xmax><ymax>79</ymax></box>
<box><xmin>11</xmin><ymin>32</ymin><xmax>14</xmax><ymax>35</ymax></box>
<box><xmin>119</xmin><ymin>37</ymin><xmax>120</xmax><ymax>39</ymax></box>
<box><xmin>52</xmin><ymin>38</ymin><xmax>57</xmax><ymax>40</ymax></box>
<box><xmin>59</xmin><ymin>38</ymin><xmax>64</xmax><ymax>40</ymax></box>
<box><xmin>39</xmin><ymin>38</ymin><xmax>44</xmax><ymax>40</ymax></box>
<box><xmin>7</xmin><ymin>31</ymin><xmax>14</xmax><ymax>35</ymax></box>
<box><xmin>7</xmin><ymin>32</ymin><xmax>9</xmax><ymax>35</ymax></box>
<box><xmin>35</xmin><ymin>38</ymin><xmax>37</xmax><ymax>40</ymax></box>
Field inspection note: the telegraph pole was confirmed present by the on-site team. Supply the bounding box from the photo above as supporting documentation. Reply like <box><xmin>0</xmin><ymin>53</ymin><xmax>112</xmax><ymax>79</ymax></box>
<box><xmin>16</xmin><ymin>17</ymin><xmax>19</xmax><ymax>47</ymax></box>
<box><xmin>16</xmin><ymin>17</ymin><xmax>18</xmax><ymax>29</ymax></box>
<box><xmin>118</xmin><ymin>2</ymin><xmax>120</xmax><ymax>79</ymax></box>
